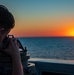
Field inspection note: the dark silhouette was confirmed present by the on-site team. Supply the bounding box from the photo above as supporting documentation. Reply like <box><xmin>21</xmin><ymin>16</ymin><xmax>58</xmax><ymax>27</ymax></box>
<box><xmin>0</xmin><ymin>5</ymin><xmax>24</xmax><ymax>75</ymax></box>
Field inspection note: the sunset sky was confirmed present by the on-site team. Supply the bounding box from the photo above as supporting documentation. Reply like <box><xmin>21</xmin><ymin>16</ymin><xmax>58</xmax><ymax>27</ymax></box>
<box><xmin>0</xmin><ymin>0</ymin><xmax>74</xmax><ymax>37</ymax></box>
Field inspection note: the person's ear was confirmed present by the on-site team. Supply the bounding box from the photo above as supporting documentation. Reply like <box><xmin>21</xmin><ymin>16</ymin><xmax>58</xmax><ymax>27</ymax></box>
<box><xmin>0</xmin><ymin>28</ymin><xmax>4</xmax><ymax>35</ymax></box>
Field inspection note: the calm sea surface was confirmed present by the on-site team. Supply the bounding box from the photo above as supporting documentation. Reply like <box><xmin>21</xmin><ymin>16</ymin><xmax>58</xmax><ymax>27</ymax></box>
<box><xmin>18</xmin><ymin>37</ymin><xmax>74</xmax><ymax>60</ymax></box>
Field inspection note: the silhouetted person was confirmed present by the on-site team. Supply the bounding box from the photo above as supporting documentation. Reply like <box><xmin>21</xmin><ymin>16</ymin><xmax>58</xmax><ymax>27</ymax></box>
<box><xmin>0</xmin><ymin>5</ymin><xmax>24</xmax><ymax>75</ymax></box>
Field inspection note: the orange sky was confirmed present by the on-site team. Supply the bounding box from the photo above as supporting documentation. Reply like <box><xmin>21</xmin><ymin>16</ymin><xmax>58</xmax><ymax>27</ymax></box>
<box><xmin>9</xmin><ymin>15</ymin><xmax>74</xmax><ymax>37</ymax></box>
<box><xmin>3</xmin><ymin>0</ymin><xmax>73</xmax><ymax>37</ymax></box>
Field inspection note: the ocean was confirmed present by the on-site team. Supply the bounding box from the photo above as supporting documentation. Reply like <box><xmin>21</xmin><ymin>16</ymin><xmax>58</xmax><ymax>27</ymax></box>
<box><xmin>18</xmin><ymin>37</ymin><xmax>74</xmax><ymax>60</ymax></box>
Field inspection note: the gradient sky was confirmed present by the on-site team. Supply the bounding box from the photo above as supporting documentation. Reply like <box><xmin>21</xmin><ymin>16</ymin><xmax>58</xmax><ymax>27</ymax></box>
<box><xmin>0</xmin><ymin>0</ymin><xmax>74</xmax><ymax>37</ymax></box>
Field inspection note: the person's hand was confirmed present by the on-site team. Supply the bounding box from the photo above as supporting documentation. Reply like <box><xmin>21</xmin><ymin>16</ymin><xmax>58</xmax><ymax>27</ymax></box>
<box><xmin>2</xmin><ymin>38</ymin><xmax>20</xmax><ymax>58</ymax></box>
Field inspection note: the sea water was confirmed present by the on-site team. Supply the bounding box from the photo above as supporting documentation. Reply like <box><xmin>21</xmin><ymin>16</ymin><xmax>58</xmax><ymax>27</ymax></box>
<box><xmin>18</xmin><ymin>37</ymin><xmax>74</xmax><ymax>60</ymax></box>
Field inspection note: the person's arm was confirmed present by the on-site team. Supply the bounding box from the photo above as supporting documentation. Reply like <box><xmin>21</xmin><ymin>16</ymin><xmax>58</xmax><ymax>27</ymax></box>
<box><xmin>3</xmin><ymin>38</ymin><xmax>24</xmax><ymax>75</ymax></box>
<box><xmin>12</xmin><ymin>53</ymin><xmax>24</xmax><ymax>75</ymax></box>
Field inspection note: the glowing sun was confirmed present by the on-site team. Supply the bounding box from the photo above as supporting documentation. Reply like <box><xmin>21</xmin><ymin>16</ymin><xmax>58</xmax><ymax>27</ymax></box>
<box><xmin>68</xmin><ymin>30</ymin><xmax>74</xmax><ymax>36</ymax></box>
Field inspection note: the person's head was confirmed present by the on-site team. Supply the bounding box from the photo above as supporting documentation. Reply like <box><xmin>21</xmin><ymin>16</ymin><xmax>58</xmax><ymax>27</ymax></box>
<box><xmin>0</xmin><ymin>5</ymin><xmax>15</xmax><ymax>42</ymax></box>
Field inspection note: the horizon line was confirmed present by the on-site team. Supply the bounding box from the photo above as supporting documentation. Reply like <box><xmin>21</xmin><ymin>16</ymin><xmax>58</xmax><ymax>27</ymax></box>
<box><xmin>16</xmin><ymin>36</ymin><xmax>74</xmax><ymax>38</ymax></box>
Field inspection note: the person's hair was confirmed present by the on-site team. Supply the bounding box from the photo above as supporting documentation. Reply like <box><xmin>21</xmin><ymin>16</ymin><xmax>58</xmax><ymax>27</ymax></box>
<box><xmin>0</xmin><ymin>5</ymin><xmax>15</xmax><ymax>31</ymax></box>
